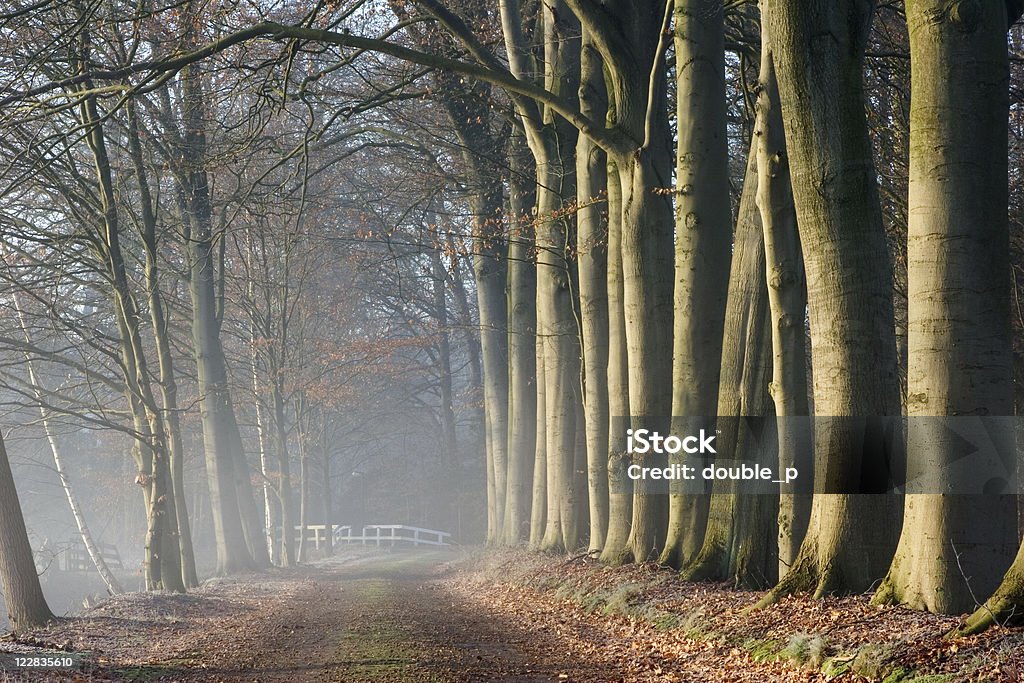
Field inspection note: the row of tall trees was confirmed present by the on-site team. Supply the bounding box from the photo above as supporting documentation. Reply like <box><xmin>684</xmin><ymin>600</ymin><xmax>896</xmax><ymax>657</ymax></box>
<box><xmin>0</xmin><ymin>0</ymin><xmax>491</xmax><ymax>632</ymax></box>
<box><xmin>334</xmin><ymin>0</ymin><xmax>1024</xmax><ymax>633</ymax></box>
<box><xmin>3</xmin><ymin>0</ymin><xmax>1024</xmax><ymax>637</ymax></box>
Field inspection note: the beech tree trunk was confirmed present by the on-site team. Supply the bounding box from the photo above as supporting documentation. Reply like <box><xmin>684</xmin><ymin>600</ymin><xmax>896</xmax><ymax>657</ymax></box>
<box><xmin>0</xmin><ymin>434</ymin><xmax>53</xmax><ymax>632</ymax></box>
<box><xmin>576</xmin><ymin>29</ymin><xmax>611</xmax><ymax>552</ymax></box>
<box><xmin>503</xmin><ymin>134</ymin><xmax>537</xmax><ymax>545</ymax></box>
<box><xmin>754</xmin><ymin>18</ymin><xmax>811</xmax><ymax>580</ymax></box>
<box><xmin>529</xmin><ymin>350</ymin><xmax>548</xmax><ymax>548</ymax></box>
<box><xmin>660</xmin><ymin>0</ymin><xmax>733</xmax><ymax>570</ymax></box>
<box><xmin>759</xmin><ymin>0</ymin><xmax>902</xmax><ymax>602</ymax></box>
<box><xmin>599</xmin><ymin>160</ymin><xmax>633</xmax><ymax>564</ymax></box>
<box><xmin>876</xmin><ymin>0</ymin><xmax>1016</xmax><ymax>616</ymax></box>
<box><xmin>682</xmin><ymin>137</ymin><xmax>777</xmax><ymax>588</ymax></box>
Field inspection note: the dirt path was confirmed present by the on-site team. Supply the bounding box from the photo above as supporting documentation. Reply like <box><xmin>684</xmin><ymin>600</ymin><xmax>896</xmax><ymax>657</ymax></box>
<box><xmin>18</xmin><ymin>550</ymin><xmax>624</xmax><ymax>682</ymax></box>
<box><xmin>9</xmin><ymin>548</ymin><xmax>1021</xmax><ymax>681</ymax></box>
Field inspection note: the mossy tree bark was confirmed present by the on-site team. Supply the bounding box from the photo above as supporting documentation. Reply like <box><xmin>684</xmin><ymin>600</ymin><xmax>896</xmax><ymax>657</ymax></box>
<box><xmin>875</xmin><ymin>0</ymin><xmax>1016</xmax><ymax>616</ymax></box>
<box><xmin>758</xmin><ymin>0</ymin><xmax>902</xmax><ymax>603</ymax></box>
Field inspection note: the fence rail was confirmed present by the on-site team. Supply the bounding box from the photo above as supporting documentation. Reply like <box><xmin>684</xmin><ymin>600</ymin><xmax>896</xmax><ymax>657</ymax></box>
<box><xmin>63</xmin><ymin>539</ymin><xmax>124</xmax><ymax>572</ymax></box>
<box><xmin>284</xmin><ymin>524</ymin><xmax>451</xmax><ymax>549</ymax></box>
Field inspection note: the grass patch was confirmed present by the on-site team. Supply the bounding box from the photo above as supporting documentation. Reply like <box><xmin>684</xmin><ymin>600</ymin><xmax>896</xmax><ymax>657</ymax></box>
<box><xmin>740</xmin><ymin>637</ymin><xmax>783</xmax><ymax>663</ymax></box>
<box><xmin>108</xmin><ymin>665</ymin><xmax>185</xmax><ymax>681</ymax></box>
<box><xmin>780</xmin><ymin>632</ymin><xmax>828</xmax><ymax>668</ymax></box>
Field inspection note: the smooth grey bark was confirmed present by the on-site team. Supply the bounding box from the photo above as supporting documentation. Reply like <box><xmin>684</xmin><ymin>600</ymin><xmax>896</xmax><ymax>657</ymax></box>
<box><xmin>500</xmin><ymin>0</ymin><xmax>582</xmax><ymax>553</ymax></box>
<box><xmin>753</xmin><ymin>19</ymin><xmax>811</xmax><ymax>580</ymax></box>
<box><xmin>433</xmin><ymin>68</ymin><xmax>509</xmax><ymax>543</ymax></box>
<box><xmin>559</xmin><ymin>0</ymin><xmax>677</xmax><ymax>563</ymax></box>
<box><xmin>759</xmin><ymin>0</ymin><xmax>903</xmax><ymax>603</ymax></box>
<box><xmin>0</xmin><ymin>434</ymin><xmax>53</xmax><ymax>632</ymax></box>
<box><xmin>529</xmin><ymin>349</ymin><xmax>547</xmax><ymax>548</ymax></box>
<box><xmin>682</xmin><ymin>137</ymin><xmax>777</xmax><ymax>588</ymax></box>
<box><xmin>503</xmin><ymin>133</ymin><xmax>537</xmax><ymax>545</ymax></box>
<box><xmin>660</xmin><ymin>0</ymin><xmax>734</xmax><ymax>568</ymax></box>
<box><xmin>599</xmin><ymin>160</ymin><xmax>632</xmax><ymax>564</ymax></box>
<box><xmin>876</xmin><ymin>0</ymin><xmax>1016</xmax><ymax>616</ymax></box>
<box><xmin>576</xmin><ymin>30</ymin><xmax>610</xmax><ymax>553</ymax></box>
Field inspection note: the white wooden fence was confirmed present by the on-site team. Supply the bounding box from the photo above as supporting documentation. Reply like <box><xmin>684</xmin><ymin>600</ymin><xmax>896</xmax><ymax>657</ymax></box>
<box><xmin>288</xmin><ymin>524</ymin><xmax>451</xmax><ymax>549</ymax></box>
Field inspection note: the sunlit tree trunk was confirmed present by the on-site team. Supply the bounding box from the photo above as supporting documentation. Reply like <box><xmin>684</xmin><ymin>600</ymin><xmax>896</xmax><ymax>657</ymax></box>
<box><xmin>503</xmin><ymin>134</ymin><xmax>537</xmax><ymax>545</ymax></box>
<box><xmin>251</xmin><ymin>339</ymin><xmax>278</xmax><ymax>565</ymax></box>
<box><xmin>530</xmin><ymin>350</ymin><xmax>547</xmax><ymax>548</ymax></box>
<box><xmin>754</xmin><ymin>19</ymin><xmax>811</xmax><ymax>580</ymax></box>
<box><xmin>759</xmin><ymin>0</ymin><xmax>902</xmax><ymax>603</ymax></box>
<box><xmin>576</xmin><ymin>29</ymin><xmax>610</xmax><ymax>553</ymax></box>
<box><xmin>599</xmin><ymin>160</ymin><xmax>632</xmax><ymax>564</ymax></box>
<box><xmin>557</xmin><ymin>0</ymin><xmax>676</xmax><ymax>563</ymax></box>
<box><xmin>660</xmin><ymin>0</ymin><xmax>733</xmax><ymax>570</ymax></box>
<box><xmin>79</xmin><ymin>87</ymin><xmax>184</xmax><ymax>593</ymax></box>
<box><xmin>125</xmin><ymin>100</ymin><xmax>199</xmax><ymax>589</ymax></box>
<box><xmin>876</xmin><ymin>0</ymin><xmax>1016</xmax><ymax>616</ymax></box>
<box><xmin>499</xmin><ymin>0</ymin><xmax>582</xmax><ymax>553</ymax></box>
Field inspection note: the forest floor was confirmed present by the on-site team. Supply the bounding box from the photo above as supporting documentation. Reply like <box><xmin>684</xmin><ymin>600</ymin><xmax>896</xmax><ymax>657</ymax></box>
<box><xmin>1</xmin><ymin>547</ymin><xmax>1023</xmax><ymax>682</ymax></box>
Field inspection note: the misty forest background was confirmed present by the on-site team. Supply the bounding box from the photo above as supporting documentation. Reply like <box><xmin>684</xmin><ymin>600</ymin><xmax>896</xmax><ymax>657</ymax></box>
<box><xmin>2</xmin><ymin>0</ymin><xmax>1024</xmax><ymax>641</ymax></box>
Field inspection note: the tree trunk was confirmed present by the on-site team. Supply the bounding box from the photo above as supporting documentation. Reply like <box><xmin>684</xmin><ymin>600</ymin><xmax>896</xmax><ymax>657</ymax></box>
<box><xmin>682</xmin><ymin>137</ymin><xmax>777</xmax><ymax>588</ymax></box>
<box><xmin>599</xmin><ymin>160</ymin><xmax>633</xmax><ymax>564</ymax></box>
<box><xmin>432</xmin><ymin>248</ymin><xmax>459</xmax><ymax>461</ymax></box>
<box><xmin>754</xmin><ymin>18</ymin><xmax>811</xmax><ymax>581</ymax></box>
<box><xmin>876</xmin><ymin>0</ymin><xmax>1016</xmax><ymax>615</ymax></box>
<box><xmin>659</xmin><ymin>0</ymin><xmax>734</xmax><ymax>570</ymax></box>
<box><xmin>271</xmin><ymin>381</ymin><xmax>296</xmax><ymax>566</ymax></box>
<box><xmin>576</xmin><ymin>29</ymin><xmax>610</xmax><ymax>553</ymax></box>
<box><xmin>125</xmin><ymin>100</ymin><xmax>199</xmax><ymax>589</ymax></box>
<box><xmin>80</xmin><ymin>89</ymin><xmax>184</xmax><ymax>593</ymax></box>
<box><xmin>177</xmin><ymin>66</ymin><xmax>256</xmax><ymax>575</ymax></box>
<box><xmin>0</xmin><ymin>434</ymin><xmax>53</xmax><ymax>632</ymax></box>
<box><xmin>250</xmin><ymin>332</ymin><xmax>279</xmax><ymax>566</ymax></box>
<box><xmin>617</xmin><ymin>143</ymin><xmax>675</xmax><ymax>562</ymax></box>
<box><xmin>536</xmin><ymin>140</ymin><xmax>582</xmax><ymax>553</ymax></box>
<box><xmin>499</xmin><ymin>0</ymin><xmax>581</xmax><ymax>553</ymax></box>
<box><xmin>503</xmin><ymin>134</ymin><xmax>537</xmax><ymax>545</ymax></box>
<box><xmin>529</xmin><ymin>350</ymin><xmax>547</xmax><ymax>548</ymax></box>
<box><xmin>758</xmin><ymin>0</ymin><xmax>902</xmax><ymax>603</ymax></box>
